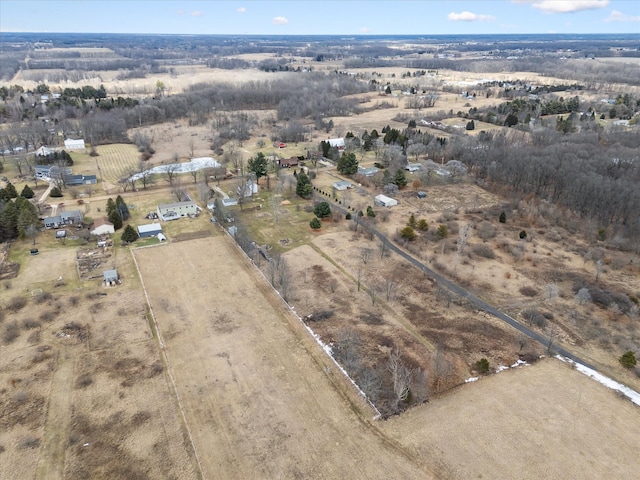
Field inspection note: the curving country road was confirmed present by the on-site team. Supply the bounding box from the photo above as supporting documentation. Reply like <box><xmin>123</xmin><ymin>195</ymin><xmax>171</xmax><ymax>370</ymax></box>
<box><xmin>327</xmin><ymin>199</ymin><xmax>597</xmax><ymax>370</ymax></box>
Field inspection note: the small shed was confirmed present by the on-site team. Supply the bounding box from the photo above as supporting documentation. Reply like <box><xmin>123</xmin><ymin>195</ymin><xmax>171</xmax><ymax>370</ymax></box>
<box><xmin>137</xmin><ymin>223</ymin><xmax>163</xmax><ymax>238</ymax></box>
<box><xmin>405</xmin><ymin>163</ymin><xmax>423</xmax><ymax>173</ymax></box>
<box><xmin>333</xmin><ymin>181</ymin><xmax>352</xmax><ymax>191</ymax></box>
<box><xmin>278</xmin><ymin>157</ymin><xmax>298</xmax><ymax>168</ymax></box>
<box><xmin>417</xmin><ymin>191</ymin><xmax>427</xmax><ymax>199</ymax></box>
<box><xmin>222</xmin><ymin>198</ymin><xmax>238</xmax><ymax>207</ymax></box>
<box><xmin>56</xmin><ymin>230</ymin><xmax>67</xmax><ymax>239</ymax></box>
<box><xmin>358</xmin><ymin>166</ymin><xmax>379</xmax><ymax>177</ymax></box>
<box><xmin>157</xmin><ymin>233</ymin><xmax>167</xmax><ymax>242</ymax></box>
<box><xmin>374</xmin><ymin>194</ymin><xmax>398</xmax><ymax>207</ymax></box>
<box><xmin>103</xmin><ymin>269</ymin><xmax>118</xmax><ymax>284</ymax></box>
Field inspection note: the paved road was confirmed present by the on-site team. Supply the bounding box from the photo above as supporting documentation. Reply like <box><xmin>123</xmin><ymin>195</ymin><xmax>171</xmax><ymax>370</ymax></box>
<box><xmin>326</xmin><ymin>199</ymin><xmax>597</xmax><ymax>371</ymax></box>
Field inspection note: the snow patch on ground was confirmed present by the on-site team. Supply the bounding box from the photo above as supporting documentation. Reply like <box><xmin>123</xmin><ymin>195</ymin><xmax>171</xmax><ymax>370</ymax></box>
<box><xmin>130</xmin><ymin>157</ymin><xmax>220</xmax><ymax>181</ymax></box>
<box><xmin>472</xmin><ymin>359</ymin><xmax>529</xmax><ymax>381</ymax></box>
<box><xmin>556</xmin><ymin>355</ymin><xmax>640</xmax><ymax>407</ymax></box>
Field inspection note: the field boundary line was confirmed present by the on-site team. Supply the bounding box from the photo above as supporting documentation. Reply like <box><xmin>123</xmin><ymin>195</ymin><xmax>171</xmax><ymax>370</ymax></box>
<box><xmin>221</xmin><ymin>227</ymin><xmax>382</xmax><ymax>418</ymax></box>
<box><xmin>130</xmin><ymin>248</ymin><xmax>205</xmax><ymax>480</ymax></box>
<box><xmin>220</xmin><ymin>230</ymin><xmax>434</xmax><ymax>471</ymax></box>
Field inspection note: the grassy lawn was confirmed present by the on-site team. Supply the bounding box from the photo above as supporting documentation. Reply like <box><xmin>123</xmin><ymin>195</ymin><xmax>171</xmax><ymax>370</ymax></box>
<box><xmin>230</xmin><ymin>190</ymin><xmax>345</xmax><ymax>255</ymax></box>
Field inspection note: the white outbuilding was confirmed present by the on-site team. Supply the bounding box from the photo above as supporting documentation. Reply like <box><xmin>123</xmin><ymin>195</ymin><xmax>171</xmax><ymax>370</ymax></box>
<box><xmin>64</xmin><ymin>138</ymin><xmax>86</xmax><ymax>150</ymax></box>
<box><xmin>374</xmin><ymin>194</ymin><xmax>398</xmax><ymax>207</ymax></box>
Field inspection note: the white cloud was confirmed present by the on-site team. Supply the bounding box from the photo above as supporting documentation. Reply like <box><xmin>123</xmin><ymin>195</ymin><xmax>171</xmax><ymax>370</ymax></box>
<box><xmin>272</xmin><ymin>16</ymin><xmax>288</xmax><ymax>25</ymax></box>
<box><xmin>448</xmin><ymin>11</ymin><xmax>496</xmax><ymax>22</ymax></box>
<box><xmin>191</xmin><ymin>10</ymin><xmax>204</xmax><ymax>17</ymax></box>
<box><xmin>360</xmin><ymin>26</ymin><xmax>371</xmax><ymax>33</ymax></box>
<box><xmin>236</xmin><ymin>7</ymin><xmax>246</xmax><ymax>13</ymax></box>
<box><xmin>515</xmin><ymin>1</ymin><xmax>609</xmax><ymax>13</ymax></box>
<box><xmin>605</xmin><ymin>10</ymin><xmax>640</xmax><ymax>22</ymax></box>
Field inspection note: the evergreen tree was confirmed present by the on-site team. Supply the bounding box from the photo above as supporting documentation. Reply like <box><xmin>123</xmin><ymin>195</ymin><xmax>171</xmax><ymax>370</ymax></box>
<box><xmin>309</xmin><ymin>217</ymin><xmax>321</xmax><ymax>230</ymax></box>
<box><xmin>393</xmin><ymin>169</ymin><xmax>408</xmax><ymax>188</ymax></box>
<box><xmin>366</xmin><ymin>206</ymin><xmax>376</xmax><ymax>217</ymax></box>
<box><xmin>0</xmin><ymin>201</ymin><xmax>18</xmax><ymax>239</ymax></box>
<box><xmin>619</xmin><ymin>351</ymin><xmax>637</xmax><ymax>369</ymax></box>
<box><xmin>465</xmin><ymin>120</ymin><xmax>475</xmax><ymax>131</ymax></box>
<box><xmin>106</xmin><ymin>198</ymin><xmax>117</xmax><ymax>216</ymax></box>
<box><xmin>20</xmin><ymin>184</ymin><xmax>35</xmax><ymax>199</ymax></box>
<box><xmin>499</xmin><ymin>211</ymin><xmax>506</xmax><ymax>223</ymax></box>
<box><xmin>50</xmin><ymin>186</ymin><xmax>63</xmax><ymax>198</ymax></box>
<box><xmin>314</xmin><ymin>201</ymin><xmax>331</xmax><ymax>218</ymax></box>
<box><xmin>408</xmin><ymin>214</ymin><xmax>417</xmax><ymax>228</ymax></box>
<box><xmin>248</xmin><ymin>152</ymin><xmax>269</xmax><ymax>182</ymax></box>
<box><xmin>337</xmin><ymin>152</ymin><xmax>358</xmax><ymax>175</ymax></box>
<box><xmin>400</xmin><ymin>226</ymin><xmax>416</xmax><ymax>241</ymax></box>
<box><xmin>109</xmin><ymin>209</ymin><xmax>123</xmax><ymax>230</ymax></box>
<box><xmin>121</xmin><ymin>224</ymin><xmax>139</xmax><ymax>243</ymax></box>
<box><xmin>4</xmin><ymin>182</ymin><xmax>17</xmax><ymax>198</ymax></box>
<box><xmin>115</xmin><ymin>195</ymin><xmax>130</xmax><ymax>220</ymax></box>
<box><xmin>504</xmin><ymin>113</ymin><xmax>518</xmax><ymax>127</ymax></box>
<box><xmin>17</xmin><ymin>201</ymin><xmax>38</xmax><ymax>240</ymax></box>
<box><xmin>296</xmin><ymin>171</ymin><xmax>313</xmax><ymax>198</ymax></box>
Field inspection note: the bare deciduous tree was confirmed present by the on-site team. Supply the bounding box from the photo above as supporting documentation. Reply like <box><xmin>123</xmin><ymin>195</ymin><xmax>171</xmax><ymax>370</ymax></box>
<box><xmin>383</xmin><ymin>277</ymin><xmax>398</xmax><ymax>302</ymax></box>
<box><xmin>388</xmin><ymin>348</ymin><xmax>413</xmax><ymax>413</ymax></box>
<box><xmin>361</xmin><ymin>247</ymin><xmax>373</xmax><ymax>265</ymax></box>
<box><xmin>165</xmin><ymin>161</ymin><xmax>180</xmax><ymax>185</ymax></box>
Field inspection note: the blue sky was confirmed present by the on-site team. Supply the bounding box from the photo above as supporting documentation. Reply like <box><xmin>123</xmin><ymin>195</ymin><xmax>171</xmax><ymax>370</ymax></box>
<box><xmin>1</xmin><ymin>1</ymin><xmax>639</xmax><ymax>35</ymax></box>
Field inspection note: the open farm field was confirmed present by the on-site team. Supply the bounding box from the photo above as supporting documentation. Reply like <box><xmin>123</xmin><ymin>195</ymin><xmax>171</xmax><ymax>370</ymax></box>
<box><xmin>0</xmin><ymin>262</ymin><xmax>196</xmax><ymax>479</ymax></box>
<box><xmin>93</xmin><ymin>143</ymin><xmax>140</xmax><ymax>187</ymax></box>
<box><xmin>383</xmin><ymin>358</ymin><xmax>640</xmax><ymax>480</ymax></box>
<box><xmin>134</xmin><ymin>237</ymin><xmax>432</xmax><ymax>479</ymax></box>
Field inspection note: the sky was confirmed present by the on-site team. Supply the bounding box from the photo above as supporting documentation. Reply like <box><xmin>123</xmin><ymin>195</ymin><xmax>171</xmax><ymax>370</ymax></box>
<box><xmin>1</xmin><ymin>0</ymin><xmax>639</xmax><ymax>35</ymax></box>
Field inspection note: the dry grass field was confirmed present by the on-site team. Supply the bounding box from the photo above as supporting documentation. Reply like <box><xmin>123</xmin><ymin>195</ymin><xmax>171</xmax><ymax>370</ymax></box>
<box><xmin>133</xmin><ymin>237</ymin><xmax>433</xmax><ymax>479</ymax></box>
<box><xmin>383</xmin><ymin>358</ymin><xmax>640</xmax><ymax>480</ymax></box>
<box><xmin>0</xmin><ymin>279</ymin><xmax>197</xmax><ymax>479</ymax></box>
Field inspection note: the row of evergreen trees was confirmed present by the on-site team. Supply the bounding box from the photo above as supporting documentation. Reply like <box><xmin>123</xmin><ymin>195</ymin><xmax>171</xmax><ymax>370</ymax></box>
<box><xmin>0</xmin><ymin>182</ymin><xmax>39</xmax><ymax>243</ymax></box>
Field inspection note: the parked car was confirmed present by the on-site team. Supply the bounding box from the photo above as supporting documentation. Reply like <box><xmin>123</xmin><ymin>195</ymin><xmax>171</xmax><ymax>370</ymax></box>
<box><xmin>30</xmin><ymin>248</ymin><xmax>39</xmax><ymax>255</ymax></box>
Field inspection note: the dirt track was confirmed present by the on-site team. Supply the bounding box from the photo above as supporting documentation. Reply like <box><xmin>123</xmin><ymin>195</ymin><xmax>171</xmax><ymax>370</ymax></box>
<box><xmin>134</xmin><ymin>236</ymin><xmax>433</xmax><ymax>479</ymax></box>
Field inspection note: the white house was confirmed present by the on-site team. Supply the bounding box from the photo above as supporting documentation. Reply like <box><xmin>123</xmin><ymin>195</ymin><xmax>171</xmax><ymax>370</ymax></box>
<box><xmin>90</xmin><ymin>217</ymin><xmax>115</xmax><ymax>236</ymax></box>
<box><xmin>157</xmin><ymin>201</ymin><xmax>198</xmax><ymax>221</ymax></box>
<box><xmin>64</xmin><ymin>138</ymin><xmax>86</xmax><ymax>150</ymax></box>
<box><xmin>374</xmin><ymin>194</ymin><xmax>398</xmax><ymax>207</ymax></box>
<box><xmin>327</xmin><ymin>138</ymin><xmax>345</xmax><ymax>150</ymax></box>
<box><xmin>35</xmin><ymin>146</ymin><xmax>55</xmax><ymax>157</ymax></box>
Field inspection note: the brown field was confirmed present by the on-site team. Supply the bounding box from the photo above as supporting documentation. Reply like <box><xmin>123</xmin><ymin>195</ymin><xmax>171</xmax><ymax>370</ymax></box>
<box><xmin>0</xmin><ymin>282</ymin><xmax>196</xmax><ymax>479</ymax></box>
<box><xmin>383</xmin><ymin>358</ymin><xmax>640</xmax><ymax>480</ymax></box>
<box><xmin>133</xmin><ymin>236</ymin><xmax>432</xmax><ymax>479</ymax></box>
